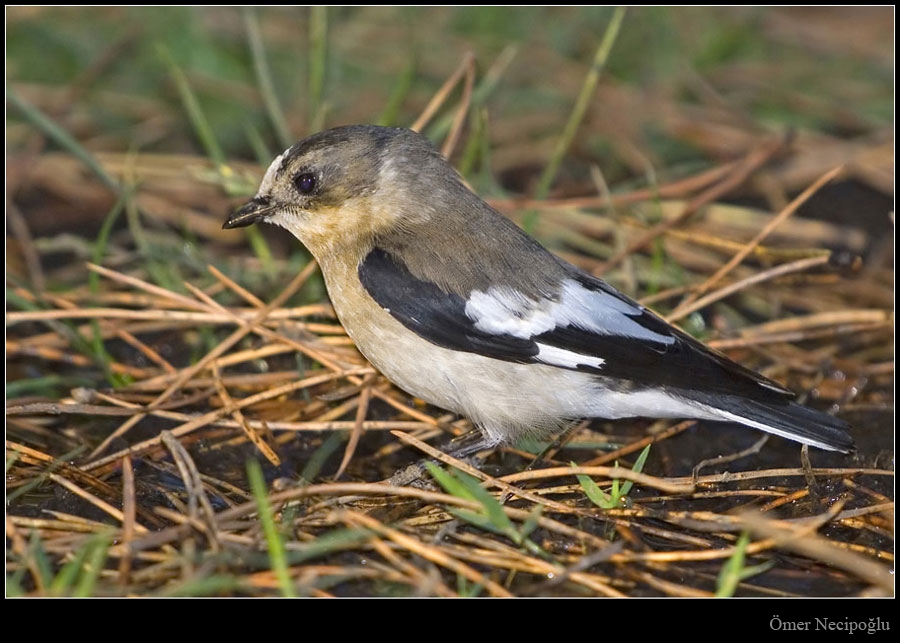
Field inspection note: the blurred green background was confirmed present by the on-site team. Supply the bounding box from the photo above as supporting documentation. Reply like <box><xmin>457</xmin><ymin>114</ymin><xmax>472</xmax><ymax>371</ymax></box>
<box><xmin>7</xmin><ymin>6</ymin><xmax>892</xmax><ymax>182</ymax></box>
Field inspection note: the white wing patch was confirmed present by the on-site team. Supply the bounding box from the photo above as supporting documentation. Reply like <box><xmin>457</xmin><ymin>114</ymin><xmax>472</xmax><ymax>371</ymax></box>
<box><xmin>465</xmin><ymin>287</ymin><xmax>552</xmax><ymax>337</ymax></box>
<box><xmin>535</xmin><ymin>343</ymin><xmax>605</xmax><ymax>370</ymax></box>
<box><xmin>464</xmin><ymin>278</ymin><xmax>673</xmax><ymax>372</ymax></box>
<box><xmin>465</xmin><ymin>279</ymin><xmax>672</xmax><ymax>342</ymax></box>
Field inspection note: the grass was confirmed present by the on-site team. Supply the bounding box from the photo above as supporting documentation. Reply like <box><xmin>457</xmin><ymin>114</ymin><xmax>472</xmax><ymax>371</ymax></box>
<box><xmin>576</xmin><ymin>444</ymin><xmax>652</xmax><ymax>510</ymax></box>
<box><xmin>6</xmin><ymin>7</ymin><xmax>894</xmax><ymax>599</ymax></box>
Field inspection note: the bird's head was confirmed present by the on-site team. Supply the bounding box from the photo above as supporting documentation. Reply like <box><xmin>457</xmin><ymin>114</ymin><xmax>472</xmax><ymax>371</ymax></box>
<box><xmin>224</xmin><ymin>125</ymin><xmax>464</xmax><ymax>258</ymax></box>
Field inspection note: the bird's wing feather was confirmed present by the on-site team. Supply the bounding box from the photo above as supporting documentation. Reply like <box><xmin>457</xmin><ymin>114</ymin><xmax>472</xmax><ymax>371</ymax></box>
<box><xmin>359</xmin><ymin>248</ymin><xmax>539</xmax><ymax>362</ymax></box>
<box><xmin>359</xmin><ymin>247</ymin><xmax>793</xmax><ymax>399</ymax></box>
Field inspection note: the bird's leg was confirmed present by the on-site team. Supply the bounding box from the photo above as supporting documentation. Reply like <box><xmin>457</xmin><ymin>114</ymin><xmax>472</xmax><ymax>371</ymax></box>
<box><xmin>387</xmin><ymin>428</ymin><xmax>494</xmax><ymax>487</ymax></box>
<box><xmin>445</xmin><ymin>428</ymin><xmax>498</xmax><ymax>459</ymax></box>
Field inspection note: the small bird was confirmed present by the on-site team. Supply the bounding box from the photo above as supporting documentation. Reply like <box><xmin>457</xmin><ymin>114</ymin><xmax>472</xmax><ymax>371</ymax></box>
<box><xmin>224</xmin><ymin>125</ymin><xmax>854</xmax><ymax>455</ymax></box>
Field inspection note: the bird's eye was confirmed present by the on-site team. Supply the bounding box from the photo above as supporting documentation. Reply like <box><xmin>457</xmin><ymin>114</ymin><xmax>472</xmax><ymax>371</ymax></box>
<box><xmin>294</xmin><ymin>172</ymin><xmax>318</xmax><ymax>195</ymax></box>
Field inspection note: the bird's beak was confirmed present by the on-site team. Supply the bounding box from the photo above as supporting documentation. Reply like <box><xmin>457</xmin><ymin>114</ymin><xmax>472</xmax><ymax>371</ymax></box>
<box><xmin>223</xmin><ymin>197</ymin><xmax>277</xmax><ymax>229</ymax></box>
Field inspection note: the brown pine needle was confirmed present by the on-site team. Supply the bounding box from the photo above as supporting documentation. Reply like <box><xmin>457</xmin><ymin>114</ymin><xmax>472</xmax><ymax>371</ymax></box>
<box><xmin>670</xmin><ymin>165</ymin><xmax>844</xmax><ymax>318</ymax></box>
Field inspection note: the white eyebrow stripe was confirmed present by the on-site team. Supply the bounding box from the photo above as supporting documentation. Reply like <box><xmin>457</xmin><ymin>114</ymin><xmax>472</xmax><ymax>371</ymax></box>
<box><xmin>464</xmin><ymin>279</ymin><xmax>673</xmax><ymax>344</ymax></box>
<box><xmin>257</xmin><ymin>149</ymin><xmax>289</xmax><ymax>196</ymax></box>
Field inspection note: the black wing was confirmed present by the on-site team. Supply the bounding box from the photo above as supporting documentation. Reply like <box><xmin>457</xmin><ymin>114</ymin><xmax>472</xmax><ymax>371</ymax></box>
<box><xmin>359</xmin><ymin>248</ymin><xmax>539</xmax><ymax>363</ymax></box>
<box><xmin>358</xmin><ymin>247</ymin><xmax>793</xmax><ymax>400</ymax></box>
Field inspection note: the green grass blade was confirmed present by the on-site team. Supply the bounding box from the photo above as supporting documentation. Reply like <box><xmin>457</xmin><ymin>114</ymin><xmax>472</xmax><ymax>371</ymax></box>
<box><xmin>88</xmin><ymin>197</ymin><xmax>126</xmax><ymax>293</ymax></box>
<box><xmin>308</xmin><ymin>6</ymin><xmax>328</xmax><ymax>132</ymax></box>
<box><xmin>426</xmin><ymin>463</ymin><xmax>520</xmax><ymax>538</ymax></box>
<box><xmin>716</xmin><ymin>531</ymin><xmax>775</xmax><ymax>597</ymax></box>
<box><xmin>524</xmin><ymin>6</ymin><xmax>626</xmax><ymax>233</ymax></box>
<box><xmin>27</xmin><ymin>532</ymin><xmax>55</xmax><ymax>593</ymax></box>
<box><xmin>49</xmin><ymin>531</ymin><xmax>112</xmax><ymax>597</ymax></box>
<box><xmin>533</xmin><ymin>6</ymin><xmax>626</xmax><ymax>200</ymax></box>
<box><xmin>424</xmin><ymin>461</ymin><xmax>477</xmax><ymax>502</ymax></box>
<box><xmin>299</xmin><ymin>430</ymin><xmax>345</xmax><ymax>484</ymax></box>
<box><xmin>160</xmin><ymin>575</ymin><xmax>244</xmax><ymax>597</ymax></box>
<box><xmin>243</xmin><ymin>7</ymin><xmax>293</xmax><ymax>148</ymax></box>
<box><xmin>285</xmin><ymin>527</ymin><xmax>374</xmax><ymax>564</ymax></box>
<box><xmin>575</xmin><ymin>469</ymin><xmax>615</xmax><ymax>509</ymax></box>
<box><xmin>716</xmin><ymin>530</ymin><xmax>751</xmax><ymax>597</ymax></box>
<box><xmin>157</xmin><ymin>44</ymin><xmax>225</xmax><ymax>167</ymax></box>
<box><xmin>7</xmin><ymin>88</ymin><xmax>119</xmax><ymax>192</ymax></box>
<box><xmin>618</xmin><ymin>443</ymin><xmax>651</xmax><ymax>498</ymax></box>
<box><xmin>378</xmin><ymin>57</ymin><xmax>417</xmax><ymax>127</ymax></box>
<box><xmin>72</xmin><ymin>533</ymin><xmax>113</xmax><ymax>597</ymax></box>
<box><xmin>246</xmin><ymin>458</ymin><xmax>296</xmax><ymax>597</ymax></box>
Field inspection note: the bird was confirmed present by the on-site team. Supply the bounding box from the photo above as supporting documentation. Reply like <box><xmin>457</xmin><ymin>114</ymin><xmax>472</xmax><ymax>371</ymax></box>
<box><xmin>223</xmin><ymin>124</ymin><xmax>854</xmax><ymax>456</ymax></box>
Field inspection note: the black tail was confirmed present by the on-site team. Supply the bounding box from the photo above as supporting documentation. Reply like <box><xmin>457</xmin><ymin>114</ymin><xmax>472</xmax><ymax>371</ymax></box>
<box><xmin>695</xmin><ymin>394</ymin><xmax>855</xmax><ymax>453</ymax></box>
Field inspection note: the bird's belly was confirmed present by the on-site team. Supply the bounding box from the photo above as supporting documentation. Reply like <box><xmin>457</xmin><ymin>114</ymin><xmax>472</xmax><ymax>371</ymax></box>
<box><xmin>364</xmin><ymin>334</ymin><xmax>601</xmax><ymax>440</ymax></box>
